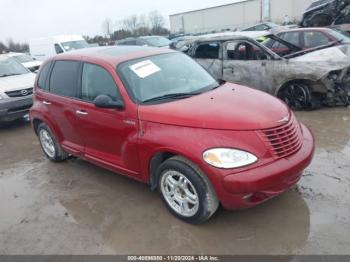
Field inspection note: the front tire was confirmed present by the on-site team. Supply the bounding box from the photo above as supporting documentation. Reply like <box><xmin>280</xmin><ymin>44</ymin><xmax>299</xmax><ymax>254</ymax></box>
<box><xmin>278</xmin><ymin>83</ymin><xmax>319</xmax><ymax>110</ymax></box>
<box><xmin>158</xmin><ymin>156</ymin><xmax>219</xmax><ymax>224</ymax></box>
<box><xmin>37</xmin><ymin>123</ymin><xmax>68</xmax><ymax>162</ymax></box>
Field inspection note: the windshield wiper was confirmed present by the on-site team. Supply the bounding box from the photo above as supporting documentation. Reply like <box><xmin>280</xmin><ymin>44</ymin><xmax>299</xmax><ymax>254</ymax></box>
<box><xmin>142</xmin><ymin>92</ymin><xmax>202</xmax><ymax>104</ymax></box>
<box><xmin>0</xmin><ymin>73</ymin><xmax>21</xmax><ymax>77</ymax></box>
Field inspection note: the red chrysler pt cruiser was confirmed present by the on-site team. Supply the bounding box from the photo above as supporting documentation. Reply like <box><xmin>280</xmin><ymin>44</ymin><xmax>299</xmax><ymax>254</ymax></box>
<box><xmin>30</xmin><ymin>46</ymin><xmax>315</xmax><ymax>224</ymax></box>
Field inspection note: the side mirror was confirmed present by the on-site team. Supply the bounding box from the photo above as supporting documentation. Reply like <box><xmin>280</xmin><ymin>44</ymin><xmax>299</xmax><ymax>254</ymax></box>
<box><xmin>93</xmin><ymin>95</ymin><xmax>124</xmax><ymax>109</ymax></box>
<box><xmin>179</xmin><ymin>45</ymin><xmax>189</xmax><ymax>53</ymax></box>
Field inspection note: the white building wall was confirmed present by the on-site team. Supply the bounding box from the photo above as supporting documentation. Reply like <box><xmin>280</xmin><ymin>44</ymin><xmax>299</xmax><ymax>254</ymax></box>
<box><xmin>170</xmin><ymin>0</ymin><xmax>315</xmax><ymax>34</ymax></box>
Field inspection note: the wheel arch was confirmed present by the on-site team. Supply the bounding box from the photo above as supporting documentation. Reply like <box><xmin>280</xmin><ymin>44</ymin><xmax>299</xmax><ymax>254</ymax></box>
<box><xmin>31</xmin><ymin>116</ymin><xmax>64</xmax><ymax>143</ymax></box>
<box><xmin>32</xmin><ymin>118</ymin><xmax>43</xmax><ymax>135</ymax></box>
<box><xmin>149</xmin><ymin>151</ymin><xmax>214</xmax><ymax>194</ymax></box>
<box><xmin>149</xmin><ymin>151</ymin><xmax>179</xmax><ymax>190</ymax></box>
<box><xmin>275</xmin><ymin>78</ymin><xmax>326</xmax><ymax>97</ymax></box>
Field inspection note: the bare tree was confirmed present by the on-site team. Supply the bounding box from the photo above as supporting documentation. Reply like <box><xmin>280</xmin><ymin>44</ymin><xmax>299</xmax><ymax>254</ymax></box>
<box><xmin>5</xmin><ymin>38</ymin><xmax>29</xmax><ymax>53</ymax></box>
<box><xmin>0</xmin><ymin>41</ymin><xmax>7</xmax><ymax>53</ymax></box>
<box><xmin>102</xmin><ymin>18</ymin><xmax>113</xmax><ymax>38</ymax></box>
<box><xmin>148</xmin><ymin>10</ymin><xmax>165</xmax><ymax>34</ymax></box>
<box><xmin>121</xmin><ymin>15</ymin><xmax>139</xmax><ymax>34</ymax></box>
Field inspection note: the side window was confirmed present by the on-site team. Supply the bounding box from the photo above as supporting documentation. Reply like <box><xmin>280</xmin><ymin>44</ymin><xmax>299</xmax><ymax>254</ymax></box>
<box><xmin>37</xmin><ymin>62</ymin><xmax>52</xmax><ymax>90</ymax></box>
<box><xmin>126</xmin><ymin>39</ymin><xmax>137</xmax><ymax>45</ymax></box>
<box><xmin>81</xmin><ymin>63</ymin><xmax>120</xmax><ymax>102</ymax></box>
<box><xmin>281</xmin><ymin>32</ymin><xmax>300</xmax><ymax>47</ymax></box>
<box><xmin>136</xmin><ymin>39</ymin><xmax>145</xmax><ymax>46</ymax></box>
<box><xmin>54</xmin><ymin>44</ymin><xmax>64</xmax><ymax>54</ymax></box>
<box><xmin>49</xmin><ymin>61</ymin><xmax>80</xmax><ymax>98</ymax></box>
<box><xmin>226</xmin><ymin>41</ymin><xmax>268</xmax><ymax>60</ymax></box>
<box><xmin>194</xmin><ymin>42</ymin><xmax>220</xmax><ymax>59</ymax></box>
<box><xmin>272</xmin><ymin>41</ymin><xmax>287</xmax><ymax>49</ymax></box>
<box><xmin>263</xmin><ymin>38</ymin><xmax>275</xmax><ymax>48</ymax></box>
<box><xmin>255</xmin><ymin>24</ymin><xmax>269</xmax><ymax>31</ymax></box>
<box><xmin>303</xmin><ymin>32</ymin><xmax>330</xmax><ymax>47</ymax></box>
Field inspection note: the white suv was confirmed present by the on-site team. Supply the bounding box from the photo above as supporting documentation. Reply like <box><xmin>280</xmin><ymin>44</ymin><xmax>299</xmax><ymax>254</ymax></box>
<box><xmin>0</xmin><ymin>55</ymin><xmax>36</xmax><ymax>122</ymax></box>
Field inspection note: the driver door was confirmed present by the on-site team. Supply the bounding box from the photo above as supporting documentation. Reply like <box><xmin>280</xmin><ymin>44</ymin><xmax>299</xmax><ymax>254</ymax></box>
<box><xmin>191</xmin><ymin>41</ymin><xmax>223</xmax><ymax>80</ymax></box>
<box><xmin>74</xmin><ymin>61</ymin><xmax>140</xmax><ymax>177</ymax></box>
<box><xmin>222</xmin><ymin>40</ymin><xmax>275</xmax><ymax>93</ymax></box>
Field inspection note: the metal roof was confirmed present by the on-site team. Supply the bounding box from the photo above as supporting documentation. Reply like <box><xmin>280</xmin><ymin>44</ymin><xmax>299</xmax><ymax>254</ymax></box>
<box><xmin>170</xmin><ymin>0</ymin><xmax>254</xmax><ymax>17</ymax></box>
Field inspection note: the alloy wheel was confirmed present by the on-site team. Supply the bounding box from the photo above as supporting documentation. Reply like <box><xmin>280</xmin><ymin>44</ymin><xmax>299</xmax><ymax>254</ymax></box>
<box><xmin>160</xmin><ymin>170</ymin><xmax>200</xmax><ymax>217</ymax></box>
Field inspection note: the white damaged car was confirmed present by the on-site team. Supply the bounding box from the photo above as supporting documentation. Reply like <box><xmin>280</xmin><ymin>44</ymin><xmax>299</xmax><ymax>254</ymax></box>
<box><xmin>179</xmin><ymin>34</ymin><xmax>350</xmax><ymax>109</ymax></box>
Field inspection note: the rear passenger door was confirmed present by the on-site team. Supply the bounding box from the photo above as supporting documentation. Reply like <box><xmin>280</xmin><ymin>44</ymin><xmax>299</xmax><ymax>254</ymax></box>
<box><xmin>43</xmin><ymin>60</ymin><xmax>85</xmax><ymax>155</ymax></box>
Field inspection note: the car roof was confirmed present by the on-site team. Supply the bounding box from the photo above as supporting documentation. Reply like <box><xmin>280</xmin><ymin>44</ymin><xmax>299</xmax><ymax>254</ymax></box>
<box><xmin>277</xmin><ymin>27</ymin><xmax>331</xmax><ymax>34</ymax></box>
<box><xmin>118</xmin><ymin>37</ymin><xmax>136</xmax><ymax>41</ymax></box>
<box><xmin>189</xmin><ymin>32</ymin><xmax>271</xmax><ymax>43</ymax></box>
<box><xmin>51</xmin><ymin>46</ymin><xmax>176</xmax><ymax>66</ymax></box>
<box><xmin>243</xmin><ymin>22</ymin><xmax>279</xmax><ymax>29</ymax></box>
<box><xmin>139</xmin><ymin>36</ymin><xmax>165</xmax><ymax>39</ymax></box>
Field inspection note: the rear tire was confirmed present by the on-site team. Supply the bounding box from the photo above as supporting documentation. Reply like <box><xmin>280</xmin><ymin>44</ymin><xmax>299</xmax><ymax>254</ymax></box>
<box><xmin>37</xmin><ymin>123</ymin><xmax>68</xmax><ymax>162</ymax></box>
<box><xmin>158</xmin><ymin>156</ymin><xmax>219</xmax><ymax>224</ymax></box>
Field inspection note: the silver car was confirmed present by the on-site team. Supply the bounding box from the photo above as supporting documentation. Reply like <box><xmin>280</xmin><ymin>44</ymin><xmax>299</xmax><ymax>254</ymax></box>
<box><xmin>0</xmin><ymin>55</ymin><xmax>36</xmax><ymax>122</ymax></box>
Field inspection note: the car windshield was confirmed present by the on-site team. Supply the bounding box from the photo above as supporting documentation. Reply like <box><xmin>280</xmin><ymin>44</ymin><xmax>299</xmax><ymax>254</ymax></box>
<box><xmin>14</xmin><ymin>54</ymin><xmax>35</xmax><ymax>63</ymax></box>
<box><xmin>143</xmin><ymin>37</ymin><xmax>171</xmax><ymax>47</ymax></box>
<box><xmin>118</xmin><ymin>52</ymin><xmax>219</xmax><ymax>104</ymax></box>
<box><xmin>266</xmin><ymin>22</ymin><xmax>279</xmax><ymax>28</ymax></box>
<box><xmin>0</xmin><ymin>57</ymin><xmax>29</xmax><ymax>77</ymax></box>
<box><xmin>329</xmin><ymin>29</ymin><xmax>350</xmax><ymax>43</ymax></box>
<box><xmin>61</xmin><ymin>40</ymin><xmax>89</xmax><ymax>51</ymax></box>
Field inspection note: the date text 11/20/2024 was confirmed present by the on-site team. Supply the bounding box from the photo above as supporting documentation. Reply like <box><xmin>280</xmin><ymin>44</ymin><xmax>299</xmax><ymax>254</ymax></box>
<box><xmin>127</xmin><ymin>255</ymin><xmax>220</xmax><ymax>261</ymax></box>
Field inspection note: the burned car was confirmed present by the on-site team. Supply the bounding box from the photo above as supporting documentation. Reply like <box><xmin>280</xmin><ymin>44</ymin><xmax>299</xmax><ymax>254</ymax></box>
<box><xmin>301</xmin><ymin>0</ymin><xmax>350</xmax><ymax>31</ymax></box>
<box><xmin>181</xmin><ymin>35</ymin><xmax>350</xmax><ymax>109</ymax></box>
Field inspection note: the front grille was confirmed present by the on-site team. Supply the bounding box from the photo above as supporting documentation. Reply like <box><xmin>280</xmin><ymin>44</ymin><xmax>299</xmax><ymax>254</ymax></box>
<box><xmin>259</xmin><ymin>114</ymin><xmax>303</xmax><ymax>159</ymax></box>
<box><xmin>5</xmin><ymin>87</ymin><xmax>33</xmax><ymax>98</ymax></box>
<box><xmin>8</xmin><ymin>105</ymin><xmax>31</xmax><ymax>113</ymax></box>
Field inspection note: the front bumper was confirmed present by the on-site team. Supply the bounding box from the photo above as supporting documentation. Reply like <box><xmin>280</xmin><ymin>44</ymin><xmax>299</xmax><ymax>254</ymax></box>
<box><xmin>219</xmin><ymin>124</ymin><xmax>315</xmax><ymax>210</ymax></box>
<box><xmin>0</xmin><ymin>95</ymin><xmax>33</xmax><ymax>122</ymax></box>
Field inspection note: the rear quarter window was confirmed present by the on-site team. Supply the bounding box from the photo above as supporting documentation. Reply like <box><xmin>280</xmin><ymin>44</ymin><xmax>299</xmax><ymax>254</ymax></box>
<box><xmin>37</xmin><ymin>62</ymin><xmax>52</xmax><ymax>91</ymax></box>
<box><xmin>281</xmin><ymin>32</ymin><xmax>301</xmax><ymax>47</ymax></box>
<box><xmin>49</xmin><ymin>61</ymin><xmax>80</xmax><ymax>98</ymax></box>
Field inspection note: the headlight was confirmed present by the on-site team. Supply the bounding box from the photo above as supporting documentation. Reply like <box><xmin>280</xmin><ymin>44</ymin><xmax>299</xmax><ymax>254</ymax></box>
<box><xmin>328</xmin><ymin>70</ymin><xmax>341</xmax><ymax>81</ymax></box>
<box><xmin>203</xmin><ymin>148</ymin><xmax>258</xmax><ymax>169</ymax></box>
<box><xmin>0</xmin><ymin>94</ymin><xmax>3</xmax><ymax>100</ymax></box>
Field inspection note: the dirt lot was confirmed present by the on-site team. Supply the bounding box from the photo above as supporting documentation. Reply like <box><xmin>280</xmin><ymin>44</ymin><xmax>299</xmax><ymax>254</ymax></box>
<box><xmin>0</xmin><ymin>107</ymin><xmax>349</xmax><ymax>255</ymax></box>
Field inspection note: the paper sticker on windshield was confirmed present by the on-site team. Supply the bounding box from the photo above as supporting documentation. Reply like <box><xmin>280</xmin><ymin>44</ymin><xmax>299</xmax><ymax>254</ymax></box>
<box><xmin>129</xmin><ymin>60</ymin><xmax>161</xmax><ymax>78</ymax></box>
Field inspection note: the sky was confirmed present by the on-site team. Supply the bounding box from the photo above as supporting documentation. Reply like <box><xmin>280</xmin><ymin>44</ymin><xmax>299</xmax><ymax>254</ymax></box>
<box><xmin>0</xmin><ymin>0</ymin><xmax>239</xmax><ymax>43</ymax></box>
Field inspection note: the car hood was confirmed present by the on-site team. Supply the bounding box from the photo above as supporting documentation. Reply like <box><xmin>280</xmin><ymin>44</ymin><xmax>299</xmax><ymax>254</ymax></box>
<box><xmin>138</xmin><ymin>83</ymin><xmax>290</xmax><ymax>130</ymax></box>
<box><xmin>0</xmin><ymin>73</ymin><xmax>36</xmax><ymax>92</ymax></box>
<box><xmin>291</xmin><ymin>45</ymin><xmax>350</xmax><ymax>64</ymax></box>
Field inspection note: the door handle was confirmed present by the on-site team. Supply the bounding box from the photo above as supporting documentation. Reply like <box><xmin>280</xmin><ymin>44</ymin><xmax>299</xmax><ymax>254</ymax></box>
<box><xmin>76</xmin><ymin>110</ymin><xmax>88</xmax><ymax>116</ymax></box>
<box><xmin>223</xmin><ymin>67</ymin><xmax>234</xmax><ymax>74</ymax></box>
<box><xmin>43</xmin><ymin>101</ymin><xmax>51</xmax><ymax>105</ymax></box>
